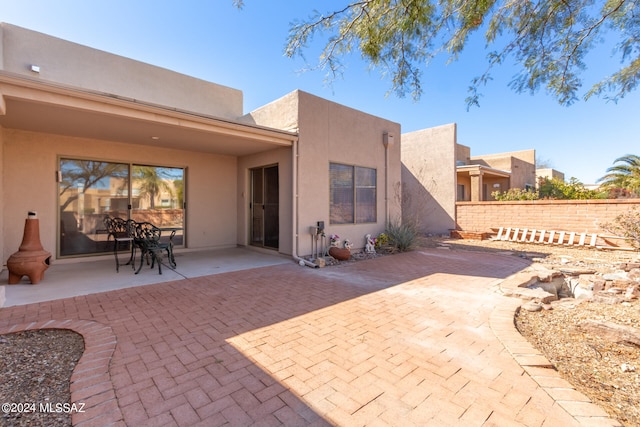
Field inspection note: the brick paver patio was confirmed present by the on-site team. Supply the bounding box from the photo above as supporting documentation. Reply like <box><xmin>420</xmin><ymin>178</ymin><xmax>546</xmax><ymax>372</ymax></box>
<box><xmin>0</xmin><ymin>248</ymin><xmax>620</xmax><ymax>426</ymax></box>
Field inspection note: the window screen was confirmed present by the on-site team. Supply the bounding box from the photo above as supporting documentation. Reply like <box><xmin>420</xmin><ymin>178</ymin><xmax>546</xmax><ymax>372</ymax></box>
<box><xmin>330</xmin><ymin>163</ymin><xmax>376</xmax><ymax>224</ymax></box>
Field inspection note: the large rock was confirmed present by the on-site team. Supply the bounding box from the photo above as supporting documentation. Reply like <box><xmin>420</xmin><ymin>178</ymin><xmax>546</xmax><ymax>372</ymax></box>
<box><xmin>617</xmin><ymin>262</ymin><xmax>640</xmax><ymax>272</ymax></box>
<box><xmin>592</xmin><ymin>293</ymin><xmax>625</xmax><ymax>305</ymax></box>
<box><xmin>579</xmin><ymin>320</ymin><xmax>640</xmax><ymax>347</ymax></box>
<box><xmin>567</xmin><ymin>277</ymin><xmax>594</xmax><ymax>300</ymax></box>
<box><xmin>603</xmin><ymin>271</ymin><xmax>629</xmax><ymax>281</ymax></box>
<box><xmin>522</xmin><ymin>300</ymin><xmax>543</xmax><ymax>312</ymax></box>
<box><xmin>559</xmin><ymin>267</ymin><xmax>596</xmax><ymax>276</ymax></box>
<box><xmin>628</xmin><ymin>268</ymin><xmax>640</xmax><ymax>281</ymax></box>
<box><xmin>536</xmin><ymin>268</ymin><xmax>563</xmax><ymax>283</ymax></box>
<box><xmin>502</xmin><ymin>286</ymin><xmax>557</xmax><ymax>303</ymax></box>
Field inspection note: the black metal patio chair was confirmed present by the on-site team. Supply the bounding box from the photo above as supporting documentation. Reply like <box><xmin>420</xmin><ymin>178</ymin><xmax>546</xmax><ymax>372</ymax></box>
<box><xmin>104</xmin><ymin>216</ymin><xmax>136</xmax><ymax>272</ymax></box>
<box><xmin>133</xmin><ymin>221</ymin><xmax>176</xmax><ymax>275</ymax></box>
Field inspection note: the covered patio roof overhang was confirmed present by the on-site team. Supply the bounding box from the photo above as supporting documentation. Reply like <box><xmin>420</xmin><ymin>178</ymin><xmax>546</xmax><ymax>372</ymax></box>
<box><xmin>0</xmin><ymin>72</ymin><xmax>298</xmax><ymax>155</ymax></box>
<box><xmin>457</xmin><ymin>164</ymin><xmax>511</xmax><ymax>201</ymax></box>
<box><xmin>0</xmin><ymin>72</ymin><xmax>301</xmax><ymax>271</ymax></box>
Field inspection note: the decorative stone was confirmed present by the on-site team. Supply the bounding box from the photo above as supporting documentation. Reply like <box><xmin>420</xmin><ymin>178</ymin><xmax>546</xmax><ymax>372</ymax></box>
<box><xmin>6</xmin><ymin>213</ymin><xmax>51</xmax><ymax>284</ymax></box>
<box><xmin>536</xmin><ymin>268</ymin><xmax>562</xmax><ymax>283</ymax></box>
<box><xmin>573</xmin><ymin>284</ymin><xmax>593</xmax><ymax>300</ymax></box>
<box><xmin>529</xmin><ymin>281</ymin><xmax>559</xmax><ymax>299</ymax></box>
<box><xmin>603</xmin><ymin>271</ymin><xmax>629</xmax><ymax>281</ymax></box>
<box><xmin>579</xmin><ymin>320</ymin><xmax>640</xmax><ymax>347</ymax></box>
<box><xmin>559</xmin><ymin>267</ymin><xmax>597</xmax><ymax>276</ymax></box>
<box><xmin>625</xmin><ymin>285</ymin><xmax>639</xmax><ymax>300</ymax></box>
<box><xmin>592</xmin><ymin>293</ymin><xmax>624</xmax><ymax>305</ymax></box>
<box><xmin>628</xmin><ymin>268</ymin><xmax>640</xmax><ymax>280</ymax></box>
<box><xmin>621</xmin><ymin>363</ymin><xmax>636</xmax><ymax>373</ymax></box>
<box><xmin>522</xmin><ymin>301</ymin><xmax>543</xmax><ymax>312</ymax></box>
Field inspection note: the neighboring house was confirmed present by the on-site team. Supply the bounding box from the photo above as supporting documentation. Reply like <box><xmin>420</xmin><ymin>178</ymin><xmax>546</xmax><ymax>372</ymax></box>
<box><xmin>461</xmin><ymin>146</ymin><xmax>537</xmax><ymax>200</ymax></box>
<box><xmin>402</xmin><ymin>123</ymin><xmax>538</xmax><ymax>235</ymax></box>
<box><xmin>536</xmin><ymin>168</ymin><xmax>565</xmax><ymax>187</ymax></box>
<box><xmin>0</xmin><ymin>23</ymin><xmax>401</xmax><ymax>269</ymax></box>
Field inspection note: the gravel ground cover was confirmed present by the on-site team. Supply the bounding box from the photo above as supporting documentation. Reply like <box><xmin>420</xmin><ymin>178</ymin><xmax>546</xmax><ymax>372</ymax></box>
<box><xmin>0</xmin><ymin>329</ymin><xmax>84</xmax><ymax>427</ymax></box>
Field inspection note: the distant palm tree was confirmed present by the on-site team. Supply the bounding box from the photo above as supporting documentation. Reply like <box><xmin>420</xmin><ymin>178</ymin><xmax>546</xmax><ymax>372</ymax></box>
<box><xmin>597</xmin><ymin>154</ymin><xmax>640</xmax><ymax>197</ymax></box>
<box><xmin>133</xmin><ymin>166</ymin><xmax>174</xmax><ymax>209</ymax></box>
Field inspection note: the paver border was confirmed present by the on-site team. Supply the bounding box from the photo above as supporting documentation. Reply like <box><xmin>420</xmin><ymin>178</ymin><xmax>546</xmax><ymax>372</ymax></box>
<box><xmin>490</xmin><ymin>279</ymin><xmax>623</xmax><ymax>427</ymax></box>
<box><xmin>0</xmin><ymin>320</ymin><xmax>124</xmax><ymax>427</ymax></box>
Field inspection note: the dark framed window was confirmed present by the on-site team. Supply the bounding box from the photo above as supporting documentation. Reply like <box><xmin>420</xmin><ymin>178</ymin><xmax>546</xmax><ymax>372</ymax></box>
<box><xmin>330</xmin><ymin>163</ymin><xmax>377</xmax><ymax>224</ymax></box>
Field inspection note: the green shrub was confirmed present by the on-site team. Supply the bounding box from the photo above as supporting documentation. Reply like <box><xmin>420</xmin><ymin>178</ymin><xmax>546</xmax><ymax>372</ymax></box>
<box><xmin>492</xmin><ymin>178</ymin><xmax>604</xmax><ymax>201</ymax></box>
<box><xmin>538</xmin><ymin>177</ymin><xmax>603</xmax><ymax>200</ymax></box>
<box><xmin>385</xmin><ymin>220</ymin><xmax>418</xmax><ymax>252</ymax></box>
<box><xmin>491</xmin><ymin>188</ymin><xmax>539</xmax><ymax>201</ymax></box>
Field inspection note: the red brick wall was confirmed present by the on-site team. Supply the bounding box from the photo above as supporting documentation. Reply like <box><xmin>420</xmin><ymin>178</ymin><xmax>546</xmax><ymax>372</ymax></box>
<box><xmin>455</xmin><ymin>199</ymin><xmax>640</xmax><ymax>234</ymax></box>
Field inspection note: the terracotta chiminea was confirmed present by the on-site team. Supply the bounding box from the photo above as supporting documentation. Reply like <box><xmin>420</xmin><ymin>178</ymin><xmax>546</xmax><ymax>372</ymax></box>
<box><xmin>6</xmin><ymin>212</ymin><xmax>52</xmax><ymax>284</ymax></box>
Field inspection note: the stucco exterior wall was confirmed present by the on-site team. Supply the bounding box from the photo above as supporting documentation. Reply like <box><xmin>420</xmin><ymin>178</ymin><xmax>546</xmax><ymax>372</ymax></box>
<box><xmin>510</xmin><ymin>156</ymin><xmax>536</xmax><ymax>189</ymax></box>
<box><xmin>0</xmin><ymin>23</ymin><xmax>242</xmax><ymax>119</ymax></box>
<box><xmin>241</xmin><ymin>92</ymin><xmax>299</xmax><ymax>133</ymax></box>
<box><xmin>455</xmin><ymin>143</ymin><xmax>470</xmax><ymax>164</ymax></box>
<box><xmin>401</xmin><ymin>123</ymin><xmax>457</xmax><ymax>235</ymax></box>
<box><xmin>1</xmin><ymin>128</ymin><xmax>238</xmax><ymax>263</ymax></box>
<box><xmin>249</xmin><ymin>91</ymin><xmax>401</xmax><ymax>257</ymax></box>
<box><xmin>456</xmin><ymin>199</ymin><xmax>639</xmax><ymax>234</ymax></box>
<box><xmin>297</xmin><ymin>92</ymin><xmax>401</xmax><ymax>256</ymax></box>
<box><xmin>471</xmin><ymin>149</ymin><xmax>536</xmax><ymax>190</ymax></box>
<box><xmin>457</xmin><ymin>174</ymin><xmax>471</xmax><ymax>201</ymax></box>
<box><xmin>536</xmin><ymin>168</ymin><xmax>565</xmax><ymax>184</ymax></box>
<box><xmin>483</xmin><ymin>176</ymin><xmax>510</xmax><ymax>200</ymax></box>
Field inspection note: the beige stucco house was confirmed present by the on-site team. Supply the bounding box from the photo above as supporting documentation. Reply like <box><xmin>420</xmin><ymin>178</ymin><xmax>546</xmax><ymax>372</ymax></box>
<box><xmin>536</xmin><ymin>168</ymin><xmax>565</xmax><ymax>187</ymax></box>
<box><xmin>401</xmin><ymin>123</ymin><xmax>537</xmax><ymax>235</ymax></box>
<box><xmin>458</xmin><ymin>146</ymin><xmax>536</xmax><ymax>200</ymax></box>
<box><xmin>0</xmin><ymin>23</ymin><xmax>401</xmax><ymax>272</ymax></box>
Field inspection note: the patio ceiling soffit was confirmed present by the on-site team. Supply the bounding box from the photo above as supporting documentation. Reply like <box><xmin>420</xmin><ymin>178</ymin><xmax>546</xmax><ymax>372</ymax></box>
<box><xmin>0</xmin><ymin>72</ymin><xmax>297</xmax><ymax>156</ymax></box>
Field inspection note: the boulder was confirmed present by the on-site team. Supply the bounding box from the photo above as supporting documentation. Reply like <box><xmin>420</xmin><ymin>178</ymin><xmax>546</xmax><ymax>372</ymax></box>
<box><xmin>592</xmin><ymin>293</ymin><xmax>624</xmax><ymax>305</ymax></box>
<box><xmin>579</xmin><ymin>320</ymin><xmax>640</xmax><ymax>347</ymax></box>
<box><xmin>628</xmin><ymin>268</ymin><xmax>640</xmax><ymax>281</ymax></box>
<box><xmin>522</xmin><ymin>301</ymin><xmax>543</xmax><ymax>312</ymax></box>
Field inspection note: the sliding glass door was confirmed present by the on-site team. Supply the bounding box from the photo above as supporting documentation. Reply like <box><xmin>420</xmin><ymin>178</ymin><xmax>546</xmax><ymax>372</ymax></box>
<box><xmin>130</xmin><ymin>165</ymin><xmax>184</xmax><ymax>246</ymax></box>
<box><xmin>58</xmin><ymin>158</ymin><xmax>184</xmax><ymax>257</ymax></box>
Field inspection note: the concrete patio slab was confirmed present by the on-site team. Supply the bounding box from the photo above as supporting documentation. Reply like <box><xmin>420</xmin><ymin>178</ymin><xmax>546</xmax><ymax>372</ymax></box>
<box><xmin>0</xmin><ymin>247</ymin><xmax>289</xmax><ymax>307</ymax></box>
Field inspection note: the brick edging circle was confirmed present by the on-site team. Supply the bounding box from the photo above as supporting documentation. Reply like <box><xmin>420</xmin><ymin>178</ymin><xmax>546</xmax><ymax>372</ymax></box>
<box><xmin>489</xmin><ymin>293</ymin><xmax>622</xmax><ymax>427</ymax></box>
<box><xmin>0</xmin><ymin>320</ymin><xmax>124</xmax><ymax>426</ymax></box>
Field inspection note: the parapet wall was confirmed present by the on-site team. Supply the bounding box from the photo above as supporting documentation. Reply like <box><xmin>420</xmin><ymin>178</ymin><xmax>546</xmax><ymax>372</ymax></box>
<box><xmin>0</xmin><ymin>23</ymin><xmax>243</xmax><ymax>119</ymax></box>
<box><xmin>455</xmin><ymin>199</ymin><xmax>639</xmax><ymax>234</ymax></box>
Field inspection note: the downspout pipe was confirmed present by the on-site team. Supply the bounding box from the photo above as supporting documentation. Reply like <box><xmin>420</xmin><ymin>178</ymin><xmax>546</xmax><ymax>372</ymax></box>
<box><xmin>383</xmin><ymin>132</ymin><xmax>394</xmax><ymax>225</ymax></box>
<box><xmin>291</xmin><ymin>138</ymin><xmax>319</xmax><ymax>268</ymax></box>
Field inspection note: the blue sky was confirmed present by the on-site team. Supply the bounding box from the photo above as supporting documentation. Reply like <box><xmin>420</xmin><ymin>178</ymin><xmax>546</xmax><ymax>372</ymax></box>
<box><xmin>2</xmin><ymin>0</ymin><xmax>638</xmax><ymax>184</ymax></box>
